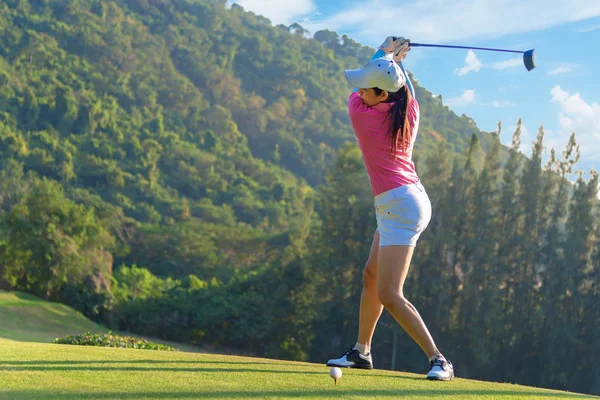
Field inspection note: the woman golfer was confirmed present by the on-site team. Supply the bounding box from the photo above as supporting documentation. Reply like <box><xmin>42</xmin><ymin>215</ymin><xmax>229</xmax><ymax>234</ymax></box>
<box><xmin>326</xmin><ymin>37</ymin><xmax>454</xmax><ymax>381</ymax></box>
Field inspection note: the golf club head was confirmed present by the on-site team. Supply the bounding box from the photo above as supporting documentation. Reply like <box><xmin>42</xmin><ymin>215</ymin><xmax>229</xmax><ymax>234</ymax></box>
<box><xmin>523</xmin><ymin>49</ymin><xmax>535</xmax><ymax>71</ymax></box>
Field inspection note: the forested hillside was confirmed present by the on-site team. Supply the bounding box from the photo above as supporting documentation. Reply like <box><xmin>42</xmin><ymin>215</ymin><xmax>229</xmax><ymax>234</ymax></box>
<box><xmin>0</xmin><ymin>0</ymin><xmax>493</xmax><ymax>299</ymax></box>
<box><xmin>0</xmin><ymin>0</ymin><xmax>598</xmax><ymax>396</ymax></box>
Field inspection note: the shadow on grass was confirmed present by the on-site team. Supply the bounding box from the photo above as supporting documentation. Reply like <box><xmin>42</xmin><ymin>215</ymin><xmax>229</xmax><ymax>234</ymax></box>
<box><xmin>3</xmin><ymin>365</ymin><xmax>419</xmax><ymax>377</ymax></box>
<box><xmin>0</xmin><ymin>360</ymin><xmax>275</xmax><ymax>366</ymax></box>
<box><xmin>0</xmin><ymin>361</ymin><xmax>429</xmax><ymax>382</ymax></box>
<box><xmin>0</xmin><ymin>360</ymin><xmax>428</xmax><ymax>381</ymax></box>
<box><xmin>0</xmin><ymin>389</ymin><xmax>596</xmax><ymax>399</ymax></box>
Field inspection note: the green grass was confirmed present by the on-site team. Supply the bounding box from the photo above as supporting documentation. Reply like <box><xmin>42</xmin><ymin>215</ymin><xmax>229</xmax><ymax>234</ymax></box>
<box><xmin>0</xmin><ymin>338</ymin><xmax>598</xmax><ymax>400</ymax></box>
<box><xmin>0</xmin><ymin>290</ymin><xmax>203</xmax><ymax>353</ymax></box>
<box><xmin>0</xmin><ymin>290</ymin><xmax>107</xmax><ymax>343</ymax></box>
<box><xmin>0</xmin><ymin>290</ymin><xmax>597</xmax><ymax>399</ymax></box>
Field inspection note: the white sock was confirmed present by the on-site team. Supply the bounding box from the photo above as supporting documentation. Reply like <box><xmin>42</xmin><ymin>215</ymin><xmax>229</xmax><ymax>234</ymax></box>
<box><xmin>429</xmin><ymin>354</ymin><xmax>445</xmax><ymax>363</ymax></box>
<box><xmin>354</xmin><ymin>342</ymin><xmax>370</xmax><ymax>356</ymax></box>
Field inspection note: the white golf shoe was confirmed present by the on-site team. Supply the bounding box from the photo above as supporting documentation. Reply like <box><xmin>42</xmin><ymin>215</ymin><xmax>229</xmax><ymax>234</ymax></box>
<box><xmin>426</xmin><ymin>355</ymin><xmax>454</xmax><ymax>381</ymax></box>
<box><xmin>326</xmin><ymin>348</ymin><xmax>373</xmax><ymax>369</ymax></box>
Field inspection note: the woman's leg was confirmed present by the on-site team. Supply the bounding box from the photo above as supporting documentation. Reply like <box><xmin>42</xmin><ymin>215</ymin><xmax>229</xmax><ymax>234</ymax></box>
<box><xmin>326</xmin><ymin>230</ymin><xmax>382</xmax><ymax>368</ymax></box>
<box><xmin>357</xmin><ymin>230</ymin><xmax>384</xmax><ymax>347</ymax></box>
<box><xmin>377</xmin><ymin>245</ymin><xmax>440</xmax><ymax>358</ymax></box>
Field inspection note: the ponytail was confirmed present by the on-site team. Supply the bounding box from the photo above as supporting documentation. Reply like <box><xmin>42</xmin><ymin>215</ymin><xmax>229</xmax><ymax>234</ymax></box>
<box><xmin>374</xmin><ymin>86</ymin><xmax>412</xmax><ymax>157</ymax></box>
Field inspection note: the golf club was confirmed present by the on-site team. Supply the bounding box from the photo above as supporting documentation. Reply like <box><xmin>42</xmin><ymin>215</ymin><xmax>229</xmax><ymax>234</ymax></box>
<box><xmin>409</xmin><ymin>43</ymin><xmax>536</xmax><ymax>71</ymax></box>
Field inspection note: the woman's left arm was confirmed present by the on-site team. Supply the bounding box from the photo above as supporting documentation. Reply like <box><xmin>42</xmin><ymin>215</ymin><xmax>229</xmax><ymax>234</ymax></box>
<box><xmin>398</xmin><ymin>62</ymin><xmax>414</xmax><ymax>99</ymax></box>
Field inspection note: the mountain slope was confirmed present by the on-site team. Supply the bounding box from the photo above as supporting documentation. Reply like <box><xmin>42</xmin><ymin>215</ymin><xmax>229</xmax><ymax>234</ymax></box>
<box><xmin>0</xmin><ymin>290</ymin><xmax>105</xmax><ymax>342</ymax></box>
<box><xmin>0</xmin><ymin>0</ymin><xmax>501</xmax><ymax>279</ymax></box>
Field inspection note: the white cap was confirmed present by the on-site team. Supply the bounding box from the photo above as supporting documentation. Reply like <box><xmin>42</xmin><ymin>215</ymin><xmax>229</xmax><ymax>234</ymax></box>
<box><xmin>344</xmin><ymin>53</ymin><xmax>406</xmax><ymax>93</ymax></box>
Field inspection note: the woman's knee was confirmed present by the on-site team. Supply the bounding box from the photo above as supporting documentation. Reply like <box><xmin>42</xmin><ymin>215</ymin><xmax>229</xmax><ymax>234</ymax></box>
<box><xmin>377</xmin><ymin>288</ymin><xmax>406</xmax><ymax>309</ymax></box>
<box><xmin>363</xmin><ymin>263</ymin><xmax>377</xmax><ymax>287</ymax></box>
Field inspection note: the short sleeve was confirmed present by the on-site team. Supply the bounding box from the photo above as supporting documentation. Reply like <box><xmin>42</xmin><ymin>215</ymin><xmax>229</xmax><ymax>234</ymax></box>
<box><xmin>408</xmin><ymin>98</ymin><xmax>419</xmax><ymax>128</ymax></box>
<box><xmin>348</xmin><ymin>92</ymin><xmax>369</xmax><ymax>115</ymax></box>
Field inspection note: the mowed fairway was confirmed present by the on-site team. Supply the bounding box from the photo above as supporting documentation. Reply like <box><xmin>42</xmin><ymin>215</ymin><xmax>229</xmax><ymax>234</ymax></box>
<box><xmin>1</xmin><ymin>338</ymin><xmax>598</xmax><ymax>400</ymax></box>
<box><xmin>0</xmin><ymin>291</ymin><xmax>598</xmax><ymax>399</ymax></box>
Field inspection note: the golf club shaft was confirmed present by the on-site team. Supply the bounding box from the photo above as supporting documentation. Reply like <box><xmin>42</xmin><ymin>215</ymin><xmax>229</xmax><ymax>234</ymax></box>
<box><xmin>410</xmin><ymin>43</ymin><xmax>524</xmax><ymax>54</ymax></box>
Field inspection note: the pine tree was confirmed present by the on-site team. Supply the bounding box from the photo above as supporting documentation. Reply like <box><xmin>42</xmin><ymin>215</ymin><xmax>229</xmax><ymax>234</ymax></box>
<box><xmin>416</xmin><ymin>140</ymin><xmax>453</xmax><ymax>336</ymax></box>
<box><xmin>495</xmin><ymin>120</ymin><xmax>524</xmax><ymax>381</ymax></box>
<box><xmin>538</xmin><ymin>148</ymin><xmax>559</xmax><ymax>269</ymax></box>
<box><xmin>563</xmin><ymin>169</ymin><xmax>598</xmax><ymax>389</ymax></box>
<box><xmin>461</xmin><ymin>125</ymin><xmax>504</xmax><ymax>375</ymax></box>
<box><xmin>538</xmin><ymin>133</ymin><xmax>581</xmax><ymax>390</ymax></box>
<box><xmin>586</xmin><ymin>175</ymin><xmax>600</xmax><ymax>394</ymax></box>
<box><xmin>446</xmin><ymin>134</ymin><xmax>480</xmax><ymax>373</ymax></box>
<box><xmin>512</xmin><ymin>125</ymin><xmax>546</xmax><ymax>380</ymax></box>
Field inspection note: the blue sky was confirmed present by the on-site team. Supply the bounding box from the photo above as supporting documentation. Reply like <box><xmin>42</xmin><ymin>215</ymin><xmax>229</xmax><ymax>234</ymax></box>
<box><xmin>230</xmin><ymin>0</ymin><xmax>600</xmax><ymax>175</ymax></box>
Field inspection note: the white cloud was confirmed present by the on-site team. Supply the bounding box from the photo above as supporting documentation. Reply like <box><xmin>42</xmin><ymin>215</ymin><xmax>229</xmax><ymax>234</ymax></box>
<box><xmin>446</xmin><ymin>90</ymin><xmax>477</xmax><ymax>108</ymax></box>
<box><xmin>491</xmin><ymin>100</ymin><xmax>516</xmax><ymax>108</ymax></box>
<box><xmin>550</xmin><ymin>86</ymin><xmax>600</xmax><ymax>160</ymax></box>
<box><xmin>490</xmin><ymin>57</ymin><xmax>523</xmax><ymax>70</ymax></box>
<box><xmin>577</xmin><ymin>23</ymin><xmax>600</xmax><ymax>32</ymax></box>
<box><xmin>479</xmin><ymin>100</ymin><xmax>516</xmax><ymax>107</ymax></box>
<box><xmin>454</xmin><ymin>50</ymin><xmax>483</xmax><ymax>76</ymax></box>
<box><xmin>454</xmin><ymin>51</ymin><xmax>522</xmax><ymax>76</ymax></box>
<box><xmin>299</xmin><ymin>0</ymin><xmax>600</xmax><ymax>46</ymax></box>
<box><xmin>548</xmin><ymin>64</ymin><xmax>579</xmax><ymax>76</ymax></box>
<box><xmin>229</xmin><ymin>0</ymin><xmax>316</xmax><ymax>25</ymax></box>
<box><xmin>548</xmin><ymin>67</ymin><xmax>572</xmax><ymax>75</ymax></box>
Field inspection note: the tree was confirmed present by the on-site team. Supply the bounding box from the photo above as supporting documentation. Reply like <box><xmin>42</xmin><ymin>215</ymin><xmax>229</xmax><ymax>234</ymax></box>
<box><xmin>495</xmin><ymin>120</ymin><xmax>524</xmax><ymax>380</ymax></box>
<box><xmin>416</xmin><ymin>140</ymin><xmax>453</xmax><ymax>335</ymax></box>
<box><xmin>0</xmin><ymin>177</ymin><xmax>114</xmax><ymax>300</ymax></box>
<box><xmin>19</xmin><ymin>87</ymin><xmax>39</xmax><ymax>131</ymax></box>
<box><xmin>460</xmin><ymin>126</ymin><xmax>504</xmax><ymax>374</ymax></box>
<box><xmin>561</xmin><ymin>169</ymin><xmax>598</xmax><ymax>389</ymax></box>
<box><xmin>538</xmin><ymin>133</ymin><xmax>581</xmax><ymax>389</ymax></box>
<box><xmin>112</xmin><ymin>264</ymin><xmax>177</xmax><ymax>303</ymax></box>
<box><xmin>586</xmin><ymin>175</ymin><xmax>600</xmax><ymax>394</ymax></box>
<box><xmin>511</xmin><ymin>125</ymin><xmax>546</xmax><ymax>376</ymax></box>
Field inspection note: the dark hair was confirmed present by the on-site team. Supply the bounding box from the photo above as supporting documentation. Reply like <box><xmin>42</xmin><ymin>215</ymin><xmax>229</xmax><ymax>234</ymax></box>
<box><xmin>374</xmin><ymin>86</ymin><xmax>412</xmax><ymax>157</ymax></box>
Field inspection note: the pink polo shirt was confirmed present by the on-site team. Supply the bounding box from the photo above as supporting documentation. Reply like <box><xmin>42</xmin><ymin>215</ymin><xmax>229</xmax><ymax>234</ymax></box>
<box><xmin>348</xmin><ymin>92</ymin><xmax>420</xmax><ymax>197</ymax></box>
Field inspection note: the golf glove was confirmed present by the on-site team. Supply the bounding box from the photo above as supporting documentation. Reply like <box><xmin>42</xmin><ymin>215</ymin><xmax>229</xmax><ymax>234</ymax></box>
<box><xmin>378</xmin><ymin>36</ymin><xmax>411</xmax><ymax>62</ymax></box>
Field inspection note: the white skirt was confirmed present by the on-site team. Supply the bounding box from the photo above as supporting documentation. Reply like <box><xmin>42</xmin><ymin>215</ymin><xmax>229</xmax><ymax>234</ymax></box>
<box><xmin>374</xmin><ymin>181</ymin><xmax>432</xmax><ymax>247</ymax></box>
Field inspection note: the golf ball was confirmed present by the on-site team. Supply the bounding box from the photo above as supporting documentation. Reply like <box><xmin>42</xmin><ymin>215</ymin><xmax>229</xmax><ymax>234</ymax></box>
<box><xmin>330</xmin><ymin>367</ymin><xmax>342</xmax><ymax>380</ymax></box>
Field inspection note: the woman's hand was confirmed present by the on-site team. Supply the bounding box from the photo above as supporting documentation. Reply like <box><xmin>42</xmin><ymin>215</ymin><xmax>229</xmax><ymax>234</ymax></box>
<box><xmin>378</xmin><ymin>36</ymin><xmax>411</xmax><ymax>62</ymax></box>
<box><xmin>393</xmin><ymin>42</ymin><xmax>410</xmax><ymax>63</ymax></box>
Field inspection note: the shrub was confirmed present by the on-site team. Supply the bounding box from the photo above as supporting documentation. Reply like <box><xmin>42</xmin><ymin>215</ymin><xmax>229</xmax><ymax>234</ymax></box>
<box><xmin>54</xmin><ymin>332</ymin><xmax>176</xmax><ymax>351</ymax></box>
